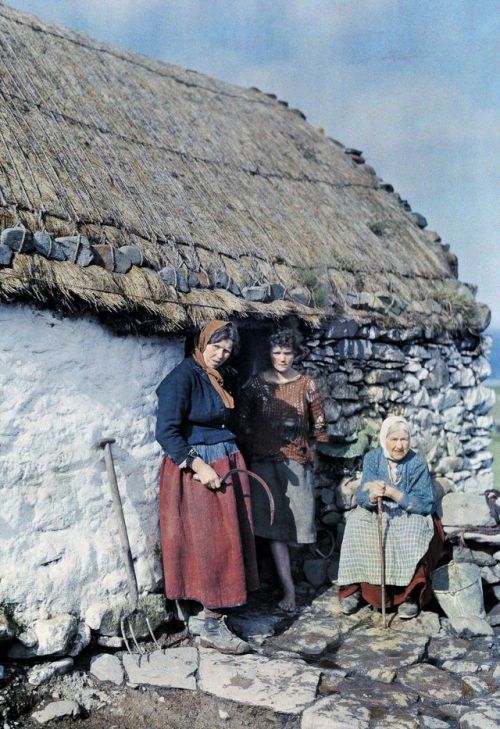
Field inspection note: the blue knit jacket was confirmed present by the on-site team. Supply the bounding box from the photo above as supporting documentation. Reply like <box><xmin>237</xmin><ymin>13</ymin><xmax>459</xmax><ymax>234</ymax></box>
<box><xmin>155</xmin><ymin>357</ymin><xmax>237</xmax><ymax>465</ymax></box>
<box><xmin>356</xmin><ymin>447</ymin><xmax>435</xmax><ymax>515</ymax></box>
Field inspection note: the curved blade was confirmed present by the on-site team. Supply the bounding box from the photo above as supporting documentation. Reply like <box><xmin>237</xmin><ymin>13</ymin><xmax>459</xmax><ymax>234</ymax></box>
<box><xmin>220</xmin><ymin>468</ymin><xmax>275</xmax><ymax>525</ymax></box>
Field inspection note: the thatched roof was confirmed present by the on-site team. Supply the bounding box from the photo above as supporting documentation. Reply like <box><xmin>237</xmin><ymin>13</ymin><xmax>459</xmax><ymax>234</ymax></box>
<box><xmin>0</xmin><ymin>3</ymin><xmax>487</xmax><ymax>334</ymax></box>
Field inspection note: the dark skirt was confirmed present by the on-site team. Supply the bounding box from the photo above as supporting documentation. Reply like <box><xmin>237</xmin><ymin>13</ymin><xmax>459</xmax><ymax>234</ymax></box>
<box><xmin>159</xmin><ymin>443</ymin><xmax>259</xmax><ymax>609</ymax></box>
<box><xmin>338</xmin><ymin>514</ymin><xmax>445</xmax><ymax>609</ymax></box>
<box><xmin>250</xmin><ymin>458</ymin><xmax>316</xmax><ymax>544</ymax></box>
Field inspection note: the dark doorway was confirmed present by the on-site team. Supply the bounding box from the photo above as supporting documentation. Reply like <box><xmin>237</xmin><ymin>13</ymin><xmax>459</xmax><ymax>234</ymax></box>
<box><xmin>184</xmin><ymin>317</ymin><xmax>304</xmax><ymax>387</ymax></box>
<box><xmin>231</xmin><ymin>320</ymin><xmax>274</xmax><ymax>385</ymax></box>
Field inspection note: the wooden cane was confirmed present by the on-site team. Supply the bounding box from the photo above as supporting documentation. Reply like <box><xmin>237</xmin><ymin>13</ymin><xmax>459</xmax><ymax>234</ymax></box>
<box><xmin>377</xmin><ymin>496</ymin><xmax>387</xmax><ymax>628</ymax></box>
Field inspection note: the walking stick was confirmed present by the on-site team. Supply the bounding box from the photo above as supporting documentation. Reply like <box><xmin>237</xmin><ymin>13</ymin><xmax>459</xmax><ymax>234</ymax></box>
<box><xmin>377</xmin><ymin>496</ymin><xmax>387</xmax><ymax>628</ymax></box>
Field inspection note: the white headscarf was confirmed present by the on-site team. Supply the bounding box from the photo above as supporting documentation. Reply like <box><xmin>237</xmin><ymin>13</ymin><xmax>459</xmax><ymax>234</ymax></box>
<box><xmin>379</xmin><ymin>415</ymin><xmax>411</xmax><ymax>459</ymax></box>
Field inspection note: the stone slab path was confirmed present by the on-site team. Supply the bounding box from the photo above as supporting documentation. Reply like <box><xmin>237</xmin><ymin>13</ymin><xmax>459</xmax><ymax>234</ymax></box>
<box><xmin>123</xmin><ymin>647</ymin><xmax>198</xmax><ymax>690</ymax></box>
<box><xmin>198</xmin><ymin>648</ymin><xmax>321</xmax><ymax>714</ymax></box>
<box><xmin>22</xmin><ymin>585</ymin><xmax>500</xmax><ymax>728</ymax></box>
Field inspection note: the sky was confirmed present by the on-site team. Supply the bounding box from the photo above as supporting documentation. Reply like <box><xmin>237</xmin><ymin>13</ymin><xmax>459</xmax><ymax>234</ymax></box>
<box><xmin>5</xmin><ymin>0</ymin><xmax>500</xmax><ymax>327</ymax></box>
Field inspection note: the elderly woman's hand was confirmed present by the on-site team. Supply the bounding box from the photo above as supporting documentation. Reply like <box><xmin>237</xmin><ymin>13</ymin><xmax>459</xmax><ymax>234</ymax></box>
<box><xmin>384</xmin><ymin>484</ymin><xmax>403</xmax><ymax>503</ymax></box>
<box><xmin>364</xmin><ymin>480</ymin><xmax>403</xmax><ymax>504</ymax></box>
<box><xmin>191</xmin><ymin>458</ymin><xmax>222</xmax><ymax>490</ymax></box>
<box><xmin>363</xmin><ymin>479</ymin><xmax>387</xmax><ymax>503</ymax></box>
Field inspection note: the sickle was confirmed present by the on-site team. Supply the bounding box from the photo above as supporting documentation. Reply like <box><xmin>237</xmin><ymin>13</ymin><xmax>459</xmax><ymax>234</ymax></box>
<box><xmin>220</xmin><ymin>468</ymin><xmax>275</xmax><ymax>525</ymax></box>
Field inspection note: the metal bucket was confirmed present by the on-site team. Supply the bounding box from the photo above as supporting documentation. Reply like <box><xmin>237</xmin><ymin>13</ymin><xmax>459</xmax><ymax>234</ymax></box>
<box><xmin>432</xmin><ymin>561</ymin><xmax>485</xmax><ymax>618</ymax></box>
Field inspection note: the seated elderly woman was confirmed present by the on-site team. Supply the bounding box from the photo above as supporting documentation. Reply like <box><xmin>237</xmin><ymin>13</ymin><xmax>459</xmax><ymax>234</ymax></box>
<box><xmin>338</xmin><ymin>415</ymin><xmax>444</xmax><ymax>619</ymax></box>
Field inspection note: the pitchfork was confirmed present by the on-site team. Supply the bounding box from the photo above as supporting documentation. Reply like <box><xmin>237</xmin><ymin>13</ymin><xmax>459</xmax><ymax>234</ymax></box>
<box><xmin>96</xmin><ymin>437</ymin><xmax>160</xmax><ymax>654</ymax></box>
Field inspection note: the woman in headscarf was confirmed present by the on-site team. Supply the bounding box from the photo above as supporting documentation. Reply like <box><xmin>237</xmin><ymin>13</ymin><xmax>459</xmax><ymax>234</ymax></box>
<box><xmin>338</xmin><ymin>415</ymin><xmax>444</xmax><ymax>619</ymax></box>
<box><xmin>155</xmin><ymin>320</ymin><xmax>258</xmax><ymax>653</ymax></box>
<box><xmin>239</xmin><ymin>328</ymin><xmax>328</xmax><ymax>612</ymax></box>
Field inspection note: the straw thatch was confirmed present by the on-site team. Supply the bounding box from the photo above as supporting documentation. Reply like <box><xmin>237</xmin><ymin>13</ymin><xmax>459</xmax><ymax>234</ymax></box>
<box><xmin>0</xmin><ymin>3</ymin><xmax>483</xmax><ymax>333</ymax></box>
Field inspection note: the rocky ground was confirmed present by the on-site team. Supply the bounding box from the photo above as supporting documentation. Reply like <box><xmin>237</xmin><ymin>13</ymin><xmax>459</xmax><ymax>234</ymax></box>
<box><xmin>2</xmin><ymin>585</ymin><xmax>499</xmax><ymax>729</ymax></box>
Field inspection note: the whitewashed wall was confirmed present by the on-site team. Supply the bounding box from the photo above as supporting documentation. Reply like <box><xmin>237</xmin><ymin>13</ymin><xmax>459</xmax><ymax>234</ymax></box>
<box><xmin>0</xmin><ymin>304</ymin><xmax>183</xmax><ymax>636</ymax></box>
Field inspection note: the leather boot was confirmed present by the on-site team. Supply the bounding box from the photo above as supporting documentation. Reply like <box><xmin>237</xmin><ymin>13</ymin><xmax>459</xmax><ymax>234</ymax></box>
<box><xmin>200</xmin><ymin>616</ymin><xmax>252</xmax><ymax>654</ymax></box>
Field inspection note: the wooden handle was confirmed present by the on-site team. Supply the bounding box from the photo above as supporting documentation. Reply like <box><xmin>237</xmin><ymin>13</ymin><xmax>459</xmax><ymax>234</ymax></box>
<box><xmin>96</xmin><ymin>437</ymin><xmax>116</xmax><ymax>448</ymax></box>
<box><xmin>377</xmin><ymin>495</ymin><xmax>387</xmax><ymax>628</ymax></box>
<box><xmin>101</xmin><ymin>441</ymin><xmax>139</xmax><ymax>609</ymax></box>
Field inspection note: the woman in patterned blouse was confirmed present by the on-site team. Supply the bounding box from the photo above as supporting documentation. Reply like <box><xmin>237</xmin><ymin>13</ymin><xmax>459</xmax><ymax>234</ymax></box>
<box><xmin>239</xmin><ymin>328</ymin><xmax>328</xmax><ymax>611</ymax></box>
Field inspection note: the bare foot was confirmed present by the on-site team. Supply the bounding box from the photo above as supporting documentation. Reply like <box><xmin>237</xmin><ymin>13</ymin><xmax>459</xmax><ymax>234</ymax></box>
<box><xmin>278</xmin><ymin>589</ymin><xmax>296</xmax><ymax>612</ymax></box>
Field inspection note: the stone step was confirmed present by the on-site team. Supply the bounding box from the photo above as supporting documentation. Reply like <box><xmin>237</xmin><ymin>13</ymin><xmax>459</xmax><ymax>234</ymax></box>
<box><xmin>198</xmin><ymin>647</ymin><xmax>321</xmax><ymax>714</ymax></box>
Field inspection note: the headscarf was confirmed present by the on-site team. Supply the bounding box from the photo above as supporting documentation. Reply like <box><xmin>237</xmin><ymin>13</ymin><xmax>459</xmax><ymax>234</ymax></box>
<box><xmin>379</xmin><ymin>415</ymin><xmax>411</xmax><ymax>459</ymax></box>
<box><xmin>193</xmin><ymin>320</ymin><xmax>235</xmax><ymax>409</ymax></box>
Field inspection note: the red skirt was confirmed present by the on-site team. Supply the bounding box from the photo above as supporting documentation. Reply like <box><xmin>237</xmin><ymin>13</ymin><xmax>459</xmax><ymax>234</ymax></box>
<box><xmin>338</xmin><ymin>514</ymin><xmax>445</xmax><ymax>610</ymax></box>
<box><xmin>159</xmin><ymin>448</ymin><xmax>259</xmax><ymax>609</ymax></box>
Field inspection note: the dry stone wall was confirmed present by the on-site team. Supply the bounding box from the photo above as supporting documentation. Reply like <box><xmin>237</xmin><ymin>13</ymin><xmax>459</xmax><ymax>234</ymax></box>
<box><xmin>301</xmin><ymin>320</ymin><xmax>494</xmax><ymax>495</ymax></box>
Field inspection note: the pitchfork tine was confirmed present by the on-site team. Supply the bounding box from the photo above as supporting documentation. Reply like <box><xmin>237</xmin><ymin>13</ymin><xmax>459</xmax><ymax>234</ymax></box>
<box><xmin>127</xmin><ymin>621</ymin><xmax>142</xmax><ymax>654</ymax></box>
<box><xmin>120</xmin><ymin>616</ymin><xmax>133</xmax><ymax>655</ymax></box>
<box><xmin>121</xmin><ymin>615</ymin><xmax>143</xmax><ymax>654</ymax></box>
<box><xmin>145</xmin><ymin>616</ymin><xmax>161</xmax><ymax>650</ymax></box>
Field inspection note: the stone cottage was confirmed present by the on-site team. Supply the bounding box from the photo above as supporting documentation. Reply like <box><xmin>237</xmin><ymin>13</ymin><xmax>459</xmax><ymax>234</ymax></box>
<box><xmin>0</xmin><ymin>3</ymin><xmax>496</xmax><ymax>656</ymax></box>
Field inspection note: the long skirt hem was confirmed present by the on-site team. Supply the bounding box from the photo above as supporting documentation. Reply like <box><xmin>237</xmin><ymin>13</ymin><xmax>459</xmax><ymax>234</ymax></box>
<box><xmin>338</xmin><ymin>515</ymin><xmax>445</xmax><ymax>610</ymax></box>
<box><xmin>165</xmin><ymin>594</ymin><xmax>250</xmax><ymax>610</ymax></box>
<box><xmin>159</xmin><ymin>446</ymin><xmax>259</xmax><ymax>610</ymax></box>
